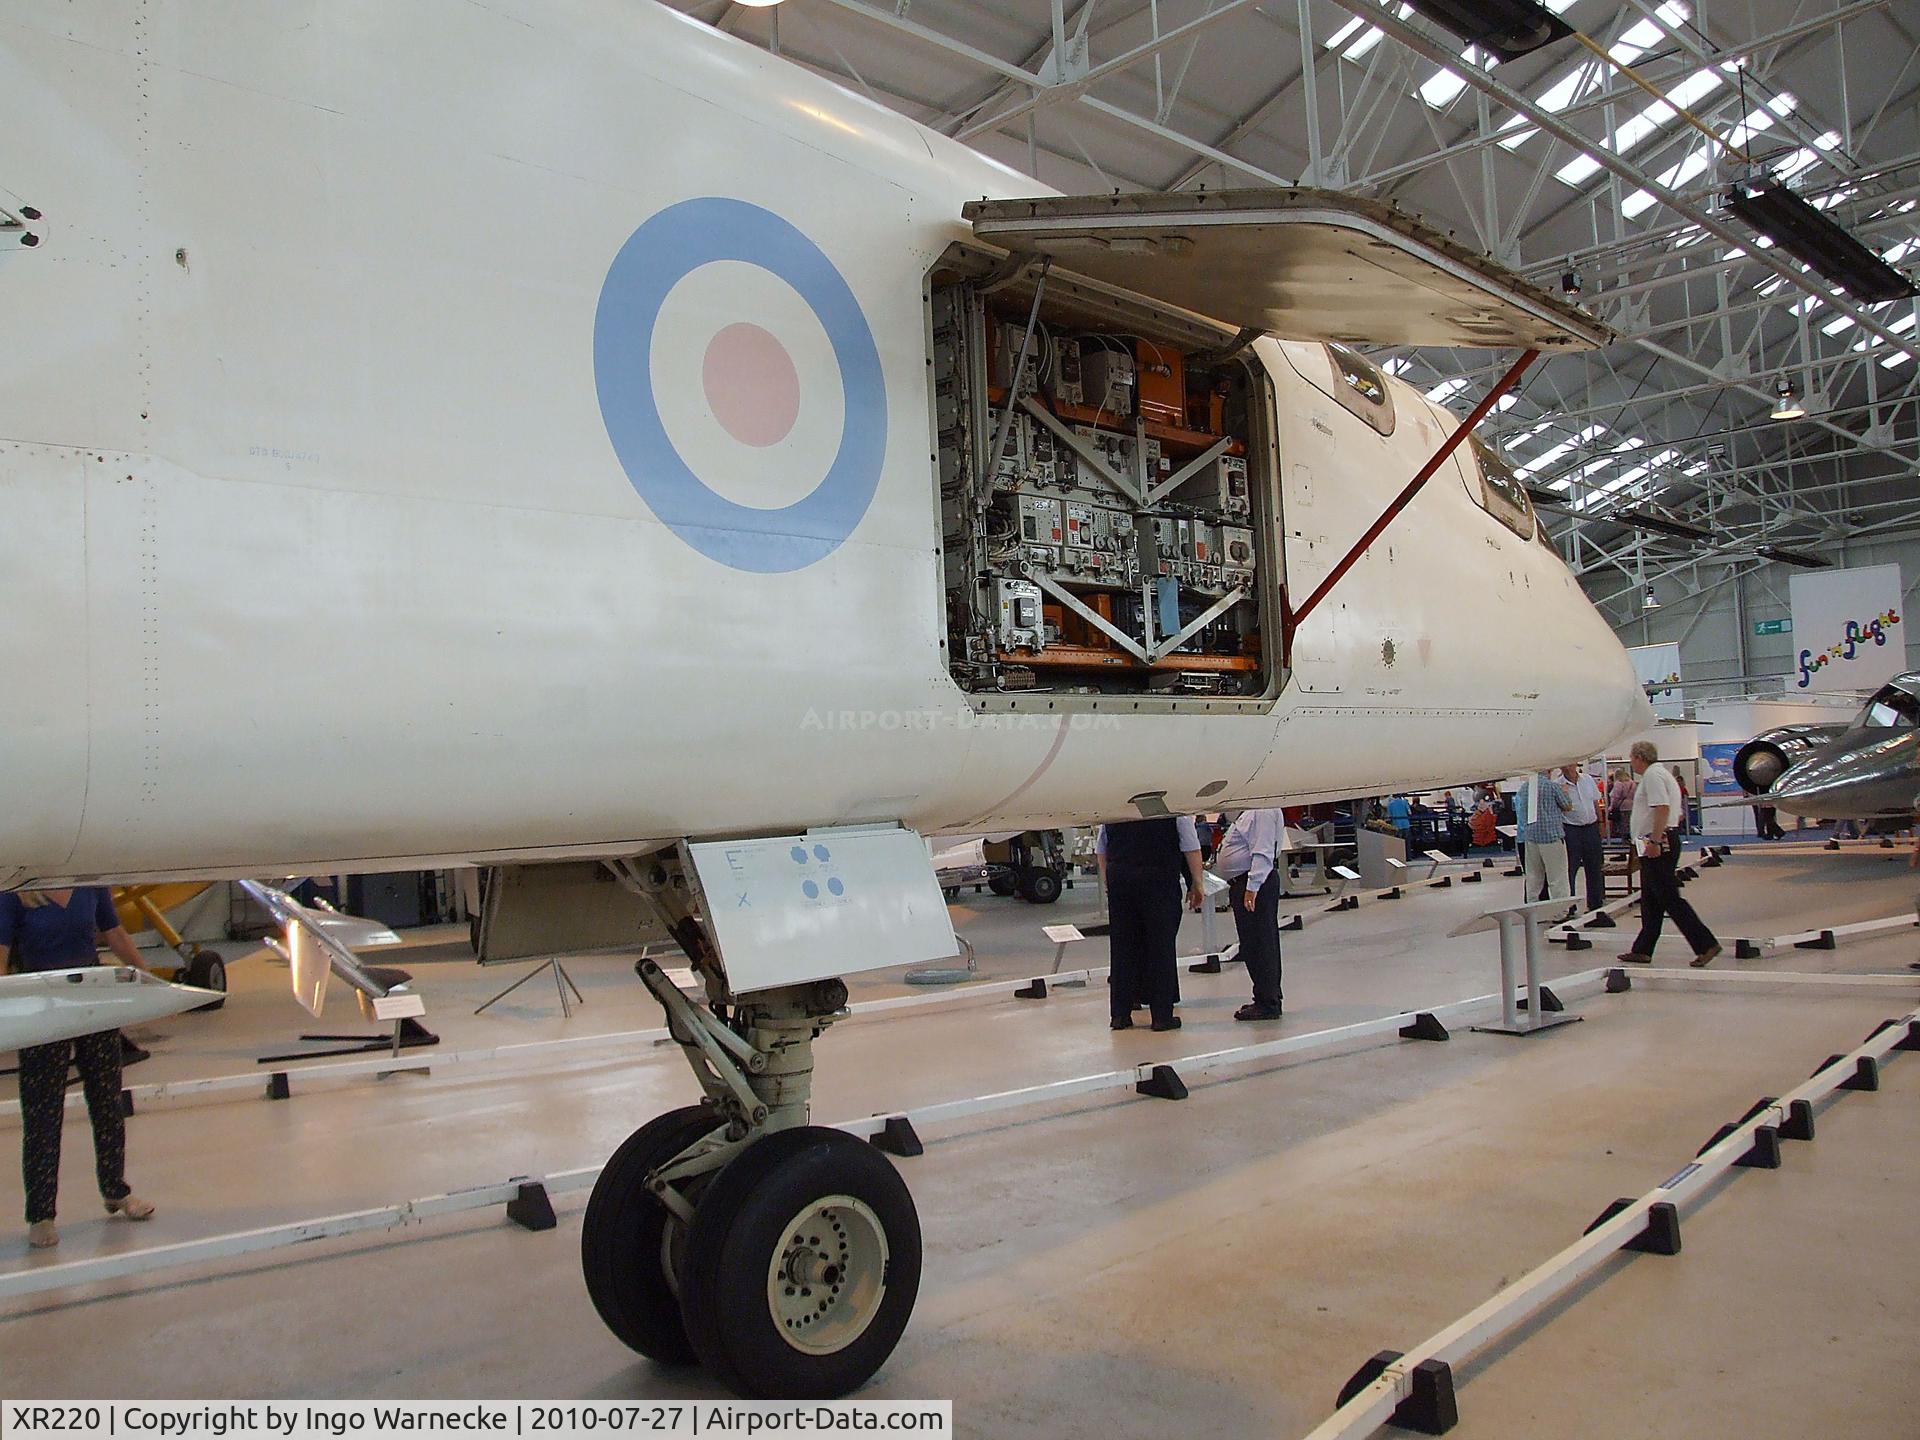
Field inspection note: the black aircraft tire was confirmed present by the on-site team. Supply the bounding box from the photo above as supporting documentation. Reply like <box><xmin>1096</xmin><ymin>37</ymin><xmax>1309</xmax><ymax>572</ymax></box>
<box><xmin>1019</xmin><ymin>869</ymin><xmax>1063</xmax><ymax>905</ymax></box>
<box><xmin>987</xmin><ymin>874</ymin><xmax>1017</xmax><ymax>897</ymax></box>
<box><xmin>185</xmin><ymin>951</ymin><xmax>227</xmax><ymax>1010</ymax></box>
<box><xmin>679</xmin><ymin>1127</ymin><xmax>921</xmax><ymax>1399</ymax></box>
<box><xmin>582</xmin><ymin>1104</ymin><xmax>722</xmax><ymax>1366</ymax></box>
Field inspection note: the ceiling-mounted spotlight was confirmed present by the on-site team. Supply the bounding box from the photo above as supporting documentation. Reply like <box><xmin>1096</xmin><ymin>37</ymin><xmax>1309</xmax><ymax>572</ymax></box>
<box><xmin>1643</xmin><ymin>585</ymin><xmax>1661</xmax><ymax>612</ymax></box>
<box><xmin>1770</xmin><ymin>377</ymin><xmax>1806</xmax><ymax>420</ymax></box>
<box><xmin>1560</xmin><ymin>269</ymin><xmax>1582</xmax><ymax>297</ymax></box>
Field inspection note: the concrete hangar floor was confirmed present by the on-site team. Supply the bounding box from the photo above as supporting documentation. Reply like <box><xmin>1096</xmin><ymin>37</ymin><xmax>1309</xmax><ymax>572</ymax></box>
<box><xmin>4</xmin><ymin>844</ymin><xmax>1919</xmax><ymax>1437</ymax></box>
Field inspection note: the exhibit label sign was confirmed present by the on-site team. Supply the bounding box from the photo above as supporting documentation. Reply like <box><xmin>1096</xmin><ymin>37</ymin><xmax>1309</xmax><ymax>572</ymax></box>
<box><xmin>1628</xmin><ymin>642</ymin><xmax>1685</xmax><ymax>719</ymax></box>
<box><xmin>1789</xmin><ymin>564</ymin><xmax>1905</xmax><ymax>692</ymax></box>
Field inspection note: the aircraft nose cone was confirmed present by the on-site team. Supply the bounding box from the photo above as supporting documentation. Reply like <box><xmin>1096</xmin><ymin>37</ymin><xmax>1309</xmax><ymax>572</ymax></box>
<box><xmin>1770</xmin><ymin>732</ymin><xmax>1918</xmax><ymax>816</ymax></box>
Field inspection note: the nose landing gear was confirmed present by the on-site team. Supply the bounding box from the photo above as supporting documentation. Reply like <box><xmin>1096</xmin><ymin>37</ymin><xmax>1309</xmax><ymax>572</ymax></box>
<box><xmin>580</xmin><ymin>853</ymin><xmax>926</xmax><ymax>1398</ymax></box>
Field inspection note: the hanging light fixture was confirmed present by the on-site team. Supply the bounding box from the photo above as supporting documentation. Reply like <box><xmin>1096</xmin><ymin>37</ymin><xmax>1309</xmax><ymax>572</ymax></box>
<box><xmin>1770</xmin><ymin>377</ymin><xmax>1806</xmax><ymax>420</ymax></box>
<box><xmin>1642</xmin><ymin>584</ymin><xmax>1661</xmax><ymax>612</ymax></box>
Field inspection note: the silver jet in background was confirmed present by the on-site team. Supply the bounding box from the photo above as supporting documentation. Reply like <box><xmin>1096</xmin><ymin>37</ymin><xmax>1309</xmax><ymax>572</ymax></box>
<box><xmin>1735</xmin><ymin>674</ymin><xmax>1920</xmax><ymax>823</ymax></box>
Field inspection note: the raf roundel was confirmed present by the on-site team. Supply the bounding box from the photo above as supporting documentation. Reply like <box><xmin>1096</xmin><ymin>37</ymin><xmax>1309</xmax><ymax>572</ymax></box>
<box><xmin>593</xmin><ymin>197</ymin><xmax>888</xmax><ymax>573</ymax></box>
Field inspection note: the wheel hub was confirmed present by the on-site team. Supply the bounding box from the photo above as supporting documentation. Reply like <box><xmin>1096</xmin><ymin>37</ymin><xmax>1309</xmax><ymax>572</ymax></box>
<box><xmin>766</xmin><ymin>1195</ymin><xmax>888</xmax><ymax>1356</ymax></box>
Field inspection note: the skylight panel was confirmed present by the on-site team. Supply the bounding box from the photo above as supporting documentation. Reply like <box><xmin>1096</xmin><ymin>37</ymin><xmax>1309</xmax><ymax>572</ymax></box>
<box><xmin>1612</xmin><ymin>18</ymin><xmax>1666</xmax><ymax>58</ymax></box>
<box><xmin>1885</xmin><ymin>351</ymin><xmax>1912</xmax><ymax>369</ymax></box>
<box><xmin>1775</xmin><ymin>149</ymin><xmax>1820</xmax><ymax>181</ymax></box>
<box><xmin>1420</xmin><ymin>66</ymin><xmax>1470</xmax><ymax>108</ymax></box>
<box><xmin>1425</xmin><ymin>377</ymin><xmax>1470</xmax><ymax>402</ymax></box>
<box><xmin>1890</xmin><ymin>313</ymin><xmax>1917</xmax><ymax>334</ymax></box>
<box><xmin>1323</xmin><ymin>15</ymin><xmax>1368</xmax><ymax>50</ymax></box>
<box><xmin>1382</xmin><ymin>356</ymin><xmax>1411</xmax><ymax>375</ymax></box>
<box><xmin>1558</xmin><ymin>65</ymin><xmax>1730</xmax><ymax>190</ymax></box>
<box><xmin>1518</xmin><ymin>441</ymin><xmax>1574</xmax><ymax>474</ymax></box>
<box><xmin>1821</xmin><ymin>314</ymin><xmax>1855</xmax><ymax>337</ymax></box>
<box><xmin>1346</xmin><ymin>7</ymin><xmax>1413</xmax><ymax>61</ymax></box>
<box><xmin>1612</xmin><ymin>71</ymin><xmax>1722</xmax><ymax>153</ymax></box>
<box><xmin>1556</xmin><ymin>153</ymin><xmax>1604</xmax><ymax>186</ymax></box>
<box><xmin>1622</xmin><ymin>145</ymin><xmax>1716</xmax><ymax>217</ymax></box>
<box><xmin>1500</xmin><ymin>60</ymin><xmax>1600</xmax><ymax>148</ymax></box>
<box><xmin>1346</xmin><ymin>26</ymin><xmax>1385</xmax><ymax>58</ymax></box>
<box><xmin>1420</xmin><ymin>64</ymin><xmax>1472</xmax><ymax>108</ymax></box>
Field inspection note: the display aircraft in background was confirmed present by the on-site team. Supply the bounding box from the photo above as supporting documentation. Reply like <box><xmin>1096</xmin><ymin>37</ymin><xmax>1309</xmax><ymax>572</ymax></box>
<box><xmin>0</xmin><ymin>0</ymin><xmax>1650</xmax><ymax>1399</ymax></box>
<box><xmin>1735</xmin><ymin>674</ymin><xmax>1920</xmax><ymax>822</ymax></box>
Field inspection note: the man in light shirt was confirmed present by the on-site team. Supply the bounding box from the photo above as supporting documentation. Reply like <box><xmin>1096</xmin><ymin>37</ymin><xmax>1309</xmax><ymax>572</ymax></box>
<box><xmin>1559</xmin><ymin>761</ymin><xmax>1606</xmax><ymax>914</ymax></box>
<box><xmin>1619</xmin><ymin>741</ymin><xmax>1722</xmax><ymax>967</ymax></box>
<box><xmin>1213</xmin><ymin>807</ymin><xmax>1288</xmax><ymax>1021</ymax></box>
<box><xmin>1514</xmin><ymin>768</ymin><xmax>1573</xmax><ymax>911</ymax></box>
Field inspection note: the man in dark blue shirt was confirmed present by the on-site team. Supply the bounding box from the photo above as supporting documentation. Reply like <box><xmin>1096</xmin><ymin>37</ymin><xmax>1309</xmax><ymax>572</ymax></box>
<box><xmin>0</xmin><ymin>887</ymin><xmax>158</xmax><ymax>1248</ymax></box>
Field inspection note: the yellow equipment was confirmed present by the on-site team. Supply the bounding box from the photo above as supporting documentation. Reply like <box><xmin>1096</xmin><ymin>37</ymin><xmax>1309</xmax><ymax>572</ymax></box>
<box><xmin>114</xmin><ymin>883</ymin><xmax>228</xmax><ymax>1005</ymax></box>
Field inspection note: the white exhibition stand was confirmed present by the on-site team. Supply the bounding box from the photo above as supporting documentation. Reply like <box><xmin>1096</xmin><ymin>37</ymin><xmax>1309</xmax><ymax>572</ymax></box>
<box><xmin>1453</xmin><ymin>896</ymin><xmax>1585</xmax><ymax>1036</ymax></box>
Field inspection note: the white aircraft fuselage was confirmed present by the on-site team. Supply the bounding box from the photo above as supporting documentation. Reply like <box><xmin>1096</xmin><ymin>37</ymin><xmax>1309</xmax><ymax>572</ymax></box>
<box><xmin>0</xmin><ymin>0</ymin><xmax>1648</xmax><ymax>891</ymax></box>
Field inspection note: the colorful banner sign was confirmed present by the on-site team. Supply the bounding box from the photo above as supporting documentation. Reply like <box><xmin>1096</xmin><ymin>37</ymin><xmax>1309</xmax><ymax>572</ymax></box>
<box><xmin>1789</xmin><ymin>564</ymin><xmax>1905</xmax><ymax>692</ymax></box>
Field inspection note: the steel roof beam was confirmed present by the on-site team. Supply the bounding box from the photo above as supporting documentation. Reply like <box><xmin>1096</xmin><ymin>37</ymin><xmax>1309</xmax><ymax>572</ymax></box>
<box><xmin>954</xmin><ymin>0</ymin><xmax>1270</xmax><ymax>143</ymax></box>
<box><xmin>1346</xmin><ymin>0</ymin><xmax>1892</xmax><ymax>192</ymax></box>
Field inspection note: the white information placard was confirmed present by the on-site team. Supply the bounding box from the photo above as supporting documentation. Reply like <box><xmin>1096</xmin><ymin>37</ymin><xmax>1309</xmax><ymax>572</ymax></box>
<box><xmin>1042</xmin><ymin>923</ymin><xmax>1085</xmax><ymax>944</ymax></box>
<box><xmin>1789</xmin><ymin>563</ymin><xmax>1905</xmax><ymax>693</ymax></box>
<box><xmin>688</xmin><ymin>825</ymin><xmax>958</xmax><ymax>994</ymax></box>
<box><xmin>1628</xmin><ymin>642</ymin><xmax>1685</xmax><ymax>719</ymax></box>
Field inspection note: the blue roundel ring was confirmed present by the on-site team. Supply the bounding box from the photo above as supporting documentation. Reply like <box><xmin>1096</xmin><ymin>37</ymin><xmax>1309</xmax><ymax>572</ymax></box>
<box><xmin>593</xmin><ymin>197</ymin><xmax>888</xmax><ymax>573</ymax></box>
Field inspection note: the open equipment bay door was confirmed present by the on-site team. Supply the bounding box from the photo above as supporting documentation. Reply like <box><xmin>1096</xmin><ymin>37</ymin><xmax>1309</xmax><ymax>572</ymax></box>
<box><xmin>930</xmin><ymin>187</ymin><xmax>1610</xmax><ymax>704</ymax></box>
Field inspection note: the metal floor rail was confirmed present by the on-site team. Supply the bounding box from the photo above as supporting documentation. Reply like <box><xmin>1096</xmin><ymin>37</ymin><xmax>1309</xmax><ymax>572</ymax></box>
<box><xmin>0</xmin><ymin>969</ymin><xmax>1615</xmax><ymax>1305</ymax></box>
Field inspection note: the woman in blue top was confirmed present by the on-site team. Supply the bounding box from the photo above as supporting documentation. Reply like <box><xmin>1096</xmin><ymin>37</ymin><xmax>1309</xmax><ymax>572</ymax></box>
<box><xmin>0</xmin><ymin>887</ymin><xmax>159</xmax><ymax>1249</ymax></box>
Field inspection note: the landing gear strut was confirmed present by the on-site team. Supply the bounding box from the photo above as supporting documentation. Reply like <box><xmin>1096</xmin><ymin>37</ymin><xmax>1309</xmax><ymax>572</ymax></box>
<box><xmin>581</xmin><ymin>853</ymin><xmax>923</xmax><ymax>1398</ymax></box>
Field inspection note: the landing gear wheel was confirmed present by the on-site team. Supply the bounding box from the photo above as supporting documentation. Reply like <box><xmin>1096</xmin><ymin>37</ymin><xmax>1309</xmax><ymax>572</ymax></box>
<box><xmin>987</xmin><ymin>874</ymin><xmax>1017</xmax><ymax>898</ymax></box>
<box><xmin>679</xmin><ymin>1126</ymin><xmax>921</xmax><ymax>1398</ymax></box>
<box><xmin>1018</xmin><ymin>868</ymin><xmax>1063</xmax><ymax>905</ymax></box>
<box><xmin>184</xmin><ymin>949</ymin><xmax>227</xmax><ymax>1010</ymax></box>
<box><xmin>582</xmin><ymin>1104</ymin><xmax>724</xmax><ymax>1365</ymax></box>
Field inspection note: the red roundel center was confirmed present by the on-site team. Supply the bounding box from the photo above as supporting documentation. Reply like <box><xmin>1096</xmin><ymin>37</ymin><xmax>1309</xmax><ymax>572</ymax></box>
<box><xmin>702</xmin><ymin>321</ymin><xmax>801</xmax><ymax>448</ymax></box>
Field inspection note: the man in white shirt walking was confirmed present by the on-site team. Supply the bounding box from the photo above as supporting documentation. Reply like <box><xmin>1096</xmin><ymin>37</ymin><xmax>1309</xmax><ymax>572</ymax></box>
<box><xmin>1213</xmin><ymin>807</ymin><xmax>1287</xmax><ymax>1021</ymax></box>
<box><xmin>1619</xmin><ymin>741</ymin><xmax>1722</xmax><ymax>967</ymax></box>
<box><xmin>1559</xmin><ymin>761</ymin><xmax>1607</xmax><ymax>915</ymax></box>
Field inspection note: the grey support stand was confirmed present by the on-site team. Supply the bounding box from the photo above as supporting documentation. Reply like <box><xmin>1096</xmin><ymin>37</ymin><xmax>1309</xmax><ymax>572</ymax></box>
<box><xmin>475</xmin><ymin>955</ymin><xmax>584</xmax><ymax>1018</ymax></box>
<box><xmin>1458</xmin><ymin>897</ymin><xmax>1586</xmax><ymax>1038</ymax></box>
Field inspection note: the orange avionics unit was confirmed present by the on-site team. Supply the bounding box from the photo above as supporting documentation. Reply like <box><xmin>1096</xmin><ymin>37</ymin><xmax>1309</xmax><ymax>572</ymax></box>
<box><xmin>1134</xmin><ymin>340</ymin><xmax>1186</xmax><ymax>428</ymax></box>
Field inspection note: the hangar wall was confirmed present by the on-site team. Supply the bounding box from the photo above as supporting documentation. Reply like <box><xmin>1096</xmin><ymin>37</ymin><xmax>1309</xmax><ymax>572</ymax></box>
<box><xmin>1610</xmin><ymin>533</ymin><xmax>1920</xmax><ymax>705</ymax></box>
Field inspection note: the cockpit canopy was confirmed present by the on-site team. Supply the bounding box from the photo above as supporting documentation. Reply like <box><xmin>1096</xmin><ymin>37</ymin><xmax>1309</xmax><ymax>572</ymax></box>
<box><xmin>1851</xmin><ymin>676</ymin><xmax>1920</xmax><ymax>730</ymax></box>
